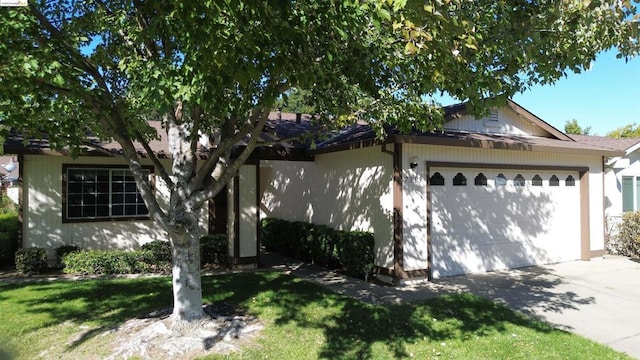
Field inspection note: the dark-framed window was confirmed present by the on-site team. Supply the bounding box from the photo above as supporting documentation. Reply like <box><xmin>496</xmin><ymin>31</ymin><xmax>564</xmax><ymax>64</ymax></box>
<box><xmin>63</xmin><ymin>165</ymin><xmax>153</xmax><ymax>222</ymax></box>
<box><xmin>532</xmin><ymin>174</ymin><xmax>543</xmax><ymax>186</ymax></box>
<box><xmin>430</xmin><ymin>172</ymin><xmax>445</xmax><ymax>186</ymax></box>
<box><xmin>621</xmin><ymin>176</ymin><xmax>640</xmax><ymax>212</ymax></box>
<box><xmin>565</xmin><ymin>175</ymin><xmax>575</xmax><ymax>186</ymax></box>
<box><xmin>474</xmin><ymin>173</ymin><xmax>487</xmax><ymax>186</ymax></box>
<box><xmin>514</xmin><ymin>174</ymin><xmax>525</xmax><ymax>187</ymax></box>
<box><xmin>549</xmin><ymin>175</ymin><xmax>560</xmax><ymax>186</ymax></box>
<box><xmin>453</xmin><ymin>172</ymin><xmax>467</xmax><ymax>186</ymax></box>
<box><xmin>496</xmin><ymin>173</ymin><xmax>507</xmax><ymax>186</ymax></box>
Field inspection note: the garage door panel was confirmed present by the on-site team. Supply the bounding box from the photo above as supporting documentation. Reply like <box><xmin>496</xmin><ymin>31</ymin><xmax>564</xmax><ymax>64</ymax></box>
<box><xmin>431</xmin><ymin>168</ymin><xmax>581</xmax><ymax>278</ymax></box>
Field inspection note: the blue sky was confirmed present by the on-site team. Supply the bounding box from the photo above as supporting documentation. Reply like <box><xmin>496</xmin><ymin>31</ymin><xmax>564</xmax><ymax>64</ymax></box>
<box><xmin>440</xmin><ymin>50</ymin><xmax>640</xmax><ymax>136</ymax></box>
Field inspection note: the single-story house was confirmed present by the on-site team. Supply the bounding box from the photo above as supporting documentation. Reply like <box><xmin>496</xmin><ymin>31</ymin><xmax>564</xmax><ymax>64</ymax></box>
<box><xmin>571</xmin><ymin>134</ymin><xmax>640</xmax><ymax>228</ymax></box>
<box><xmin>261</xmin><ymin>100</ymin><xmax>619</xmax><ymax>282</ymax></box>
<box><xmin>5</xmin><ymin>100</ymin><xmax>620</xmax><ymax>283</ymax></box>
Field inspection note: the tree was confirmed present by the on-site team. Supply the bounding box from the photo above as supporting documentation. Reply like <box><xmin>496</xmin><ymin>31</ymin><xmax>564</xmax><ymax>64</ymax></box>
<box><xmin>564</xmin><ymin>119</ymin><xmax>591</xmax><ymax>135</ymax></box>
<box><xmin>607</xmin><ymin>123</ymin><xmax>640</xmax><ymax>138</ymax></box>
<box><xmin>1</xmin><ymin>1</ymin><xmax>638</xmax><ymax>327</ymax></box>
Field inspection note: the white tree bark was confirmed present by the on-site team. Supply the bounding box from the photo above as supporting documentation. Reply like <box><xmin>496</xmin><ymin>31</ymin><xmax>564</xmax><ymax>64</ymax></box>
<box><xmin>169</xmin><ymin>225</ymin><xmax>205</xmax><ymax>324</ymax></box>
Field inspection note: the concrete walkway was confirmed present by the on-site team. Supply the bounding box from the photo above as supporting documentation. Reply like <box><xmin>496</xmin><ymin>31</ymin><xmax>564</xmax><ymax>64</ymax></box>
<box><xmin>264</xmin><ymin>254</ymin><xmax>640</xmax><ymax>359</ymax></box>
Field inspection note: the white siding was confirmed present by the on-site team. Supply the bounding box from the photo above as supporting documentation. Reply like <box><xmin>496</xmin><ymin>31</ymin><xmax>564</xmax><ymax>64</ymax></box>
<box><xmin>605</xmin><ymin>150</ymin><xmax>640</xmax><ymax>220</ymax></box>
<box><xmin>21</xmin><ymin>155</ymin><xmax>208</xmax><ymax>262</ymax></box>
<box><xmin>261</xmin><ymin>147</ymin><xmax>395</xmax><ymax>269</ymax></box>
<box><xmin>444</xmin><ymin>108</ymin><xmax>551</xmax><ymax>137</ymax></box>
<box><xmin>402</xmin><ymin>144</ymin><xmax>605</xmax><ymax>273</ymax></box>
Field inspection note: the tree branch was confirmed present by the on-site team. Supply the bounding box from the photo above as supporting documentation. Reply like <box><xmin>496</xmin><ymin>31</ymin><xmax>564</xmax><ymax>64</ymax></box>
<box><xmin>134</xmin><ymin>130</ymin><xmax>174</xmax><ymax>188</ymax></box>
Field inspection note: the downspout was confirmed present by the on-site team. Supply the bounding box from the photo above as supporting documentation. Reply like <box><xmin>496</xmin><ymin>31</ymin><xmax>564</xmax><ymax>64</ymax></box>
<box><xmin>381</xmin><ymin>141</ymin><xmax>404</xmax><ymax>282</ymax></box>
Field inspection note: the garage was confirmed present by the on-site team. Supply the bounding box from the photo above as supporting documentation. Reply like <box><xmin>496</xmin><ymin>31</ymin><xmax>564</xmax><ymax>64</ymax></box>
<box><xmin>429</xmin><ymin>166</ymin><xmax>582</xmax><ymax>278</ymax></box>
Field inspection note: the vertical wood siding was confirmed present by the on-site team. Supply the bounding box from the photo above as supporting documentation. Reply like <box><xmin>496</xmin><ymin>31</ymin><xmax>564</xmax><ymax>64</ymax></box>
<box><xmin>238</xmin><ymin>165</ymin><xmax>258</xmax><ymax>258</ymax></box>
<box><xmin>261</xmin><ymin>147</ymin><xmax>395</xmax><ymax>269</ymax></box>
<box><xmin>444</xmin><ymin>108</ymin><xmax>550</xmax><ymax>137</ymax></box>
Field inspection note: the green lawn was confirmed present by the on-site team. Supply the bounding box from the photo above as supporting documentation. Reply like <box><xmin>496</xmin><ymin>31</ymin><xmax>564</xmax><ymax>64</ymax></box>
<box><xmin>0</xmin><ymin>272</ymin><xmax>630</xmax><ymax>360</ymax></box>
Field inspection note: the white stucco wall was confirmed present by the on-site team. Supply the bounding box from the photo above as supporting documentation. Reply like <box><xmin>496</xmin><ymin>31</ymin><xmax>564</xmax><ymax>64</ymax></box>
<box><xmin>21</xmin><ymin>154</ymin><xmax>208</xmax><ymax>262</ymax></box>
<box><xmin>261</xmin><ymin>146</ymin><xmax>395</xmax><ymax>269</ymax></box>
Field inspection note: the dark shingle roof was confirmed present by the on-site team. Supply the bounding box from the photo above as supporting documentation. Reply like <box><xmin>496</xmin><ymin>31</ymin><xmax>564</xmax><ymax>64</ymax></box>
<box><xmin>570</xmin><ymin>134</ymin><xmax>640</xmax><ymax>153</ymax></box>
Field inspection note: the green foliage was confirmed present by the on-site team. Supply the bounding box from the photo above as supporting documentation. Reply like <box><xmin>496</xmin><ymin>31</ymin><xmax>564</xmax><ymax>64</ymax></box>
<box><xmin>200</xmin><ymin>235</ymin><xmax>228</xmax><ymax>266</ymax></box>
<box><xmin>337</xmin><ymin>231</ymin><xmax>376</xmax><ymax>278</ymax></box>
<box><xmin>610</xmin><ymin>212</ymin><xmax>640</xmax><ymax>257</ymax></box>
<box><xmin>261</xmin><ymin>218</ymin><xmax>375</xmax><ymax>279</ymax></box>
<box><xmin>55</xmin><ymin>245</ymin><xmax>80</xmax><ymax>267</ymax></box>
<box><xmin>14</xmin><ymin>247</ymin><xmax>47</xmax><ymax>275</ymax></box>
<box><xmin>564</xmin><ymin>119</ymin><xmax>591</xmax><ymax>135</ymax></box>
<box><xmin>0</xmin><ymin>212</ymin><xmax>19</xmax><ymax>268</ymax></box>
<box><xmin>274</xmin><ymin>88</ymin><xmax>316</xmax><ymax>115</ymax></box>
<box><xmin>62</xmin><ymin>250</ymin><xmax>153</xmax><ymax>275</ymax></box>
<box><xmin>140</xmin><ymin>240</ymin><xmax>171</xmax><ymax>263</ymax></box>
<box><xmin>607</xmin><ymin>123</ymin><xmax>640</xmax><ymax>138</ymax></box>
<box><xmin>0</xmin><ymin>193</ymin><xmax>17</xmax><ymax>216</ymax></box>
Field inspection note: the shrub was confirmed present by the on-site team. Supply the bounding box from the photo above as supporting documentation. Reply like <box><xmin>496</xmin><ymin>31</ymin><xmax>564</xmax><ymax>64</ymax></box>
<box><xmin>141</xmin><ymin>240</ymin><xmax>172</xmax><ymax>263</ymax></box>
<box><xmin>337</xmin><ymin>231</ymin><xmax>375</xmax><ymax>279</ymax></box>
<box><xmin>611</xmin><ymin>211</ymin><xmax>640</xmax><ymax>257</ymax></box>
<box><xmin>62</xmin><ymin>250</ymin><xmax>153</xmax><ymax>275</ymax></box>
<box><xmin>55</xmin><ymin>245</ymin><xmax>81</xmax><ymax>267</ymax></box>
<box><xmin>261</xmin><ymin>218</ymin><xmax>375</xmax><ymax>280</ymax></box>
<box><xmin>15</xmin><ymin>247</ymin><xmax>48</xmax><ymax>275</ymax></box>
<box><xmin>200</xmin><ymin>235</ymin><xmax>227</xmax><ymax>266</ymax></box>
<box><xmin>0</xmin><ymin>212</ymin><xmax>19</xmax><ymax>267</ymax></box>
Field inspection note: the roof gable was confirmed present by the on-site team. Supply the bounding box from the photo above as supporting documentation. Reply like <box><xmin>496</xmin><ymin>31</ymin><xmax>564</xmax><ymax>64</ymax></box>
<box><xmin>443</xmin><ymin>99</ymin><xmax>571</xmax><ymax>140</ymax></box>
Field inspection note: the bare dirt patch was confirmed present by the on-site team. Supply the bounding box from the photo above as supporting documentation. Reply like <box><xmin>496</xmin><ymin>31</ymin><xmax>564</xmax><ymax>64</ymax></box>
<box><xmin>103</xmin><ymin>303</ymin><xmax>263</xmax><ymax>360</ymax></box>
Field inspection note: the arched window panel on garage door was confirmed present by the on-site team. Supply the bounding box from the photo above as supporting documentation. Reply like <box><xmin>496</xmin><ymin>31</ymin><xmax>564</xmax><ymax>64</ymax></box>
<box><xmin>532</xmin><ymin>174</ymin><xmax>543</xmax><ymax>186</ymax></box>
<box><xmin>495</xmin><ymin>173</ymin><xmax>507</xmax><ymax>186</ymax></box>
<box><xmin>474</xmin><ymin>173</ymin><xmax>487</xmax><ymax>186</ymax></box>
<box><xmin>565</xmin><ymin>175</ymin><xmax>575</xmax><ymax>186</ymax></box>
<box><xmin>430</xmin><ymin>172</ymin><xmax>445</xmax><ymax>186</ymax></box>
<box><xmin>514</xmin><ymin>174</ymin><xmax>525</xmax><ymax>187</ymax></box>
<box><xmin>453</xmin><ymin>172</ymin><xmax>467</xmax><ymax>186</ymax></box>
<box><xmin>549</xmin><ymin>175</ymin><xmax>560</xmax><ymax>186</ymax></box>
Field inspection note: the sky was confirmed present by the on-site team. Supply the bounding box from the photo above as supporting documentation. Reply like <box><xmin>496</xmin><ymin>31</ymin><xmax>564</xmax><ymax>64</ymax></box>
<box><xmin>440</xmin><ymin>50</ymin><xmax>640</xmax><ymax>136</ymax></box>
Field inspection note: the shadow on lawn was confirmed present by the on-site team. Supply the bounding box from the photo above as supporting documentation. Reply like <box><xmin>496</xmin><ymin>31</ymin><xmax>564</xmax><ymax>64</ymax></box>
<box><xmin>0</xmin><ymin>270</ymin><xmax>571</xmax><ymax>359</ymax></box>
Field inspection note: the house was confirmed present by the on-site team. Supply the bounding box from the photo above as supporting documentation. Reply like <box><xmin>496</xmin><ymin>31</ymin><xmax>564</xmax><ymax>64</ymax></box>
<box><xmin>261</xmin><ymin>100</ymin><xmax>620</xmax><ymax>283</ymax></box>
<box><xmin>5</xmin><ymin>100</ymin><xmax>620</xmax><ymax>282</ymax></box>
<box><xmin>3</xmin><ymin>114</ymin><xmax>312</xmax><ymax>267</ymax></box>
<box><xmin>571</xmin><ymin>134</ymin><xmax>640</xmax><ymax>228</ymax></box>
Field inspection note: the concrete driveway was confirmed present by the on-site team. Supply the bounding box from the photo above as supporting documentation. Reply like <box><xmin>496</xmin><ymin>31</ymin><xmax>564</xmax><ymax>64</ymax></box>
<box><xmin>430</xmin><ymin>256</ymin><xmax>640</xmax><ymax>358</ymax></box>
<box><xmin>276</xmin><ymin>254</ymin><xmax>640</xmax><ymax>358</ymax></box>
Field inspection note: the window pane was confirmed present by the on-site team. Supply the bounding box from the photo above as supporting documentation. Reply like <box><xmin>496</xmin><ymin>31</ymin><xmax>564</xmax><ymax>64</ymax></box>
<box><xmin>430</xmin><ymin>172</ymin><xmax>445</xmax><ymax>186</ymax></box>
<box><xmin>532</xmin><ymin>175</ymin><xmax>543</xmax><ymax>186</ymax></box>
<box><xmin>474</xmin><ymin>173</ymin><xmax>487</xmax><ymax>186</ymax></box>
<box><xmin>96</xmin><ymin>205</ymin><xmax>110</xmax><ymax>217</ymax></box>
<box><xmin>549</xmin><ymin>175</ymin><xmax>559</xmax><ymax>186</ymax></box>
<box><xmin>68</xmin><ymin>205</ymin><xmax>82</xmax><ymax>218</ymax></box>
<box><xmin>623</xmin><ymin>176</ymin><xmax>634</xmax><ymax>212</ymax></box>
<box><xmin>112</xmin><ymin>204</ymin><xmax>124</xmax><ymax>216</ymax></box>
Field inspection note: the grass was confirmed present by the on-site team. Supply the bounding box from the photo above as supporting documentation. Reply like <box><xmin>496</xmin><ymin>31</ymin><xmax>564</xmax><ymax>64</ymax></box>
<box><xmin>0</xmin><ymin>271</ymin><xmax>631</xmax><ymax>360</ymax></box>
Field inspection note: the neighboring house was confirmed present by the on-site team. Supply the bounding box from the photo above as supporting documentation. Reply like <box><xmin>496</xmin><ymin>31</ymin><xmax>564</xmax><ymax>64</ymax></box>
<box><xmin>5</xmin><ymin>101</ymin><xmax>620</xmax><ymax>283</ymax></box>
<box><xmin>261</xmin><ymin>100</ymin><xmax>619</xmax><ymax>283</ymax></box>
<box><xmin>571</xmin><ymin>134</ymin><xmax>640</xmax><ymax>225</ymax></box>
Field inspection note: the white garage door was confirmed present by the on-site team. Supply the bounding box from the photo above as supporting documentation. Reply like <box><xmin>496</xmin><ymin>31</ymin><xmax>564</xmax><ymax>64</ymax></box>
<box><xmin>430</xmin><ymin>167</ymin><xmax>581</xmax><ymax>278</ymax></box>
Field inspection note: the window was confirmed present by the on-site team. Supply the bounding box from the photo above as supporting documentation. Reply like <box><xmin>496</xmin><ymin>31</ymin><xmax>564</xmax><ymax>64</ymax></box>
<box><xmin>495</xmin><ymin>173</ymin><xmax>507</xmax><ymax>186</ymax></box>
<box><xmin>474</xmin><ymin>173</ymin><xmax>487</xmax><ymax>186</ymax></box>
<box><xmin>64</xmin><ymin>165</ymin><xmax>152</xmax><ymax>221</ymax></box>
<box><xmin>565</xmin><ymin>175</ymin><xmax>575</xmax><ymax>186</ymax></box>
<box><xmin>453</xmin><ymin>172</ymin><xmax>467</xmax><ymax>186</ymax></box>
<box><xmin>532</xmin><ymin>174</ymin><xmax>543</xmax><ymax>186</ymax></box>
<box><xmin>549</xmin><ymin>175</ymin><xmax>559</xmax><ymax>187</ymax></box>
<box><xmin>514</xmin><ymin>174</ymin><xmax>525</xmax><ymax>187</ymax></box>
<box><xmin>430</xmin><ymin>172</ymin><xmax>445</xmax><ymax>186</ymax></box>
<box><xmin>621</xmin><ymin>176</ymin><xmax>640</xmax><ymax>212</ymax></box>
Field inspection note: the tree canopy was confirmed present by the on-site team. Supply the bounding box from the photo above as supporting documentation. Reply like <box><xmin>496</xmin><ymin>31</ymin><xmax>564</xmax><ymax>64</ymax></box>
<box><xmin>564</xmin><ymin>119</ymin><xmax>591</xmax><ymax>135</ymax></box>
<box><xmin>607</xmin><ymin>123</ymin><xmax>640</xmax><ymax>138</ymax></box>
<box><xmin>1</xmin><ymin>0</ymin><xmax>639</xmax><ymax>325</ymax></box>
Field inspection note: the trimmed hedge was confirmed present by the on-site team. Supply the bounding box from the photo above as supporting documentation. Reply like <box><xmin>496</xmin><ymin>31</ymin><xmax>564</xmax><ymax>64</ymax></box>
<box><xmin>55</xmin><ymin>245</ymin><xmax>81</xmax><ymax>267</ymax></box>
<box><xmin>141</xmin><ymin>240</ymin><xmax>172</xmax><ymax>263</ymax></box>
<box><xmin>200</xmin><ymin>234</ymin><xmax>227</xmax><ymax>266</ymax></box>
<box><xmin>62</xmin><ymin>250</ymin><xmax>155</xmax><ymax>275</ymax></box>
<box><xmin>262</xmin><ymin>218</ymin><xmax>375</xmax><ymax>279</ymax></box>
<box><xmin>15</xmin><ymin>247</ymin><xmax>48</xmax><ymax>275</ymax></box>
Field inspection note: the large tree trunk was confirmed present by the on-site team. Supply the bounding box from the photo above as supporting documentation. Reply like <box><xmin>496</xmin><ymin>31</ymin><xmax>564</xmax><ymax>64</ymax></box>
<box><xmin>169</xmin><ymin>220</ymin><xmax>206</xmax><ymax>325</ymax></box>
